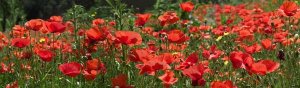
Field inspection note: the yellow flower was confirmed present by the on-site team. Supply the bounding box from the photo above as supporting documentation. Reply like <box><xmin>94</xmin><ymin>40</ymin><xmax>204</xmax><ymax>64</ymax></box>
<box><xmin>224</xmin><ymin>61</ymin><xmax>229</xmax><ymax>65</ymax></box>
<box><xmin>224</xmin><ymin>32</ymin><xmax>230</xmax><ymax>36</ymax></box>
<box><xmin>39</xmin><ymin>38</ymin><xmax>46</xmax><ymax>43</ymax></box>
<box><xmin>172</xmin><ymin>52</ymin><xmax>179</xmax><ymax>55</ymax></box>
<box><xmin>216</xmin><ymin>36</ymin><xmax>223</xmax><ymax>41</ymax></box>
<box><xmin>91</xmin><ymin>12</ymin><xmax>97</xmax><ymax>17</ymax></box>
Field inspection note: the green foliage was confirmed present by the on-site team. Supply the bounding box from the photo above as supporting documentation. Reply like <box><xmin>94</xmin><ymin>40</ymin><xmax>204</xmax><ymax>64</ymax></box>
<box><xmin>90</xmin><ymin>0</ymin><xmax>112</xmax><ymax>18</ymax></box>
<box><xmin>105</xmin><ymin>0</ymin><xmax>135</xmax><ymax>30</ymax></box>
<box><xmin>0</xmin><ymin>0</ymin><xmax>26</xmax><ymax>32</ymax></box>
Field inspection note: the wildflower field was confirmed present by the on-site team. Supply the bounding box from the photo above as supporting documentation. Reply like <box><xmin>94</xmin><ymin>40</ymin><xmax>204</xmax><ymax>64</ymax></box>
<box><xmin>1</xmin><ymin>0</ymin><xmax>300</xmax><ymax>88</ymax></box>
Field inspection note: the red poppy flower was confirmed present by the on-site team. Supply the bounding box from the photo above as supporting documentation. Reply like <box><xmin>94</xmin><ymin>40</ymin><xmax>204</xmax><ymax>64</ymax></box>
<box><xmin>83</xmin><ymin>70</ymin><xmax>98</xmax><ymax>81</ymax></box>
<box><xmin>181</xmin><ymin>20</ymin><xmax>189</xmax><ymax>27</ymax></box>
<box><xmin>241</xmin><ymin>43</ymin><xmax>262</xmax><ymax>54</ymax></box>
<box><xmin>158</xmin><ymin>11</ymin><xmax>179</xmax><ymax>26</ymax></box>
<box><xmin>136</xmin><ymin>64</ymin><xmax>155</xmax><ymax>75</ymax></box>
<box><xmin>11</xmin><ymin>38</ymin><xmax>30</xmax><ymax>48</ymax></box>
<box><xmin>111</xmin><ymin>74</ymin><xmax>133</xmax><ymax>88</ymax></box>
<box><xmin>5</xmin><ymin>81</ymin><xmax>18</xmax><ymax>88</ymax></box>
<box><xmin>161</xmin><ymin>43</ymin><xmax>188</xmax><ymax>51</ymax></box>
<box><xmin>223</xmin><ymin>5</ymin><xmax>235</xmax><ymax>13</ymax></box>
<box><xmin>142</xmin><ymin>27</ymin><xmax>154</xmax><ymax>34</ymax></box>
<box><xmin>2</xmin><ymin>63</ymin><xmax>14</xmax><ymax>73</ymax></box>
<box><xmin>37</xmin><ymin>49</ymin><xmax>55</xmax><ymax>62</ymax></box>
<box><xmin>211</xmin><ymin>80</ymin><xmax>237</xmax><ymax>88</ymax></box>
<box><xmin>12</xmin><ymin>25</ymin><xmax>28</xmax><ymax>38</ymax></box>
<box><xmin>115</xmin><ymin>31</ymin><xmax>142</xmax><ymax>46</ymax></box>
<box><xmin>13</xmin><ymin>51</ymin><xmax>32</xmax><ymax>59</ymax></box>
<box><xmin>271</xmin><ymin>18</ymin><xmax>284</xmax><ymax>28</ymax></box>
<box><xmin>158</xmin><ymin>70</ymin><xmax>178</xmax><ymax>88</ymax></box>
<box><xmin>185</xmin><ymin>52</ymin><xmax>199</xmax><ymax>64</ymax></box>
<box><xmin>49</xmin><ymin>16</ymin><xmax>63</xmax><ymax>22</ymax></box>
<box><xmin>257</xmin><ymin>60</ymin><xmax>280</xmax><ymax>73</ymax></box>
<box><xmin>176</xmin><ymin>52</ymin><xmax>199</xmax><ymax>70</ymax></box>
<box><xmin>189</xmin><ymin>26</ymin><xmax>199</xmax><ymax>33</ymax></box>
<box><xmin>86</xmin><ymin>59</ymin><xmax>100</xmax><ymax>70</ymax></box>
<box><xmin>249</xmin><ymin>59</ymin><xmax>280</xmax><ymax>75</ymax></box>
<box><xmin>273</xmin><ymin>31</ymin><xmax>288</xmax><ymax>43</ymax></box>
<box><xmin>21</xmin><ymin>64</ymin><xmax>31</xmax><ymax>71</ymax></box>
<box><xmin>167</xmin><ymin>29</ymin><xmax>189</xmax><ymax>43</ymax></box>
<box><xmin>128</xmin><ymin>48</ymin><xmax>151</xmax><ymax>63</ymax></box>
<box><xmin>250</xmin><ymin>63</ymin><xmax>268</xmax><ymax>75</ymax></box>
<box><xmin>212</xmin><ymin>26</ymin><xmax>228</xmax><ymax>36</ymax></box>
<box><xmin>0</xmin><ymin>32</ymin><xmax>8</xmax><ymax>50</ymax></box>
<box><xmin>51</xmin><ymin>40</ymin><xmax>63</xmax><ymax>50</ymax></box>
<box><xmin>86</xmin><ymin>27</ymin><xmax>106</xmax><ymax>42</ymax></box>
<box><xmin>202</xmin><ymin>45</ymin><xmax>224</xmax><ymax>60</ymax></box>
<box><xmin>261</xmin><ymin>38</ymin><xmax>275</xmax><ymax>50</ymax></box>
<box><xmin>45</xmin><ymin>21</ymin><xmax>66</xmax><ymax>33</ymax></box>
<box><xmin>58</xmin><ymin>62</ymin><xmax>82</xmax><ymax>77</ymax></box>
<box><xmin>182</xmin><ymin>63</ymin><xmax>210</xmax><ymax>86</ymax></box>
<box><xmin>78</xmin><ymin>29</ymin><xmax>86</xmax><ymax>36</ymax></box>
<box><xmin>180</xmin><ymin>1</ymin><xmax>194</xmax><ymax>12</ymax></box>
<box><xmin>199</xmin><ymin>25</ymin><xmax>211</xmax><ymax>31</ymax></box>
<box><xmin>280</xmin><ymin>1</ymin><xmax>298</xmax><ymax>16</ymax></box>
<box><xmin>147</xmin><ymin>40</ymin><xmax>158</xmax><ymax>52</ymax></box>
<box><xmin>109</xmin><ymin>21</ymin><xmax>116</xmax><ymax>26</ymax></box>
<box><xmin>25</xmin><ymin>19</ymin><xmax>44</xmax><ymax>31</ymax></box>
<box><xmin>85</xmin><ymin>59</ymin><xmax>106</xmax><ymax>73</ymax></box>
<box><xmin>92</xmin><ymin>18</ymin><xmax>105</xmax><ymax>27</ymax></box>
<box><xmin>136</xmin><ymin>57</ymin><xmax>170</xmax><ymax>75</ymax></box>
<box><xmin>62</xmin><ymin>43</ymin><xmax>72</xmax><ymax>53</ymax></box>
<box><xmin>159</xmin><ymin>53</ymin><xmax>175</xmax><ymax>65</ymax></box>
<box><xmin>238</xmin><ymin>29</ymin><xmax>253</xmax><ymax>41</ymax></box>
<box><xmin>229</xmin><ymin>51</ymin><xmax>254</xmax><ymax>69</ymax></box>
<box><xmin>282</xmin><ymin>39</ymin><xmax>293</xmax><ymax>46</ymax></box>
<box><xmin>135</xmin><ymin>13</ymin><xmax>151</xmax><ymax>26</ymax></box>
<box><xmin>65</xmin><ymin>21</ymin><xmax>74</xmax><ymax>33</ymax></box>
<box><xmin>0</xmin><ymin>62</ymin><xmax>9</xmax><ymax>73</ymax></box>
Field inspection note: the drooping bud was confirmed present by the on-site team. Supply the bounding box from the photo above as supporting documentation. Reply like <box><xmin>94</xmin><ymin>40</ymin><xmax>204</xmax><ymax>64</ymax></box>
<box><xmin>277</xmin><ymin>49</ymin><xmax>285</xmax><ymax>60</ymax></box>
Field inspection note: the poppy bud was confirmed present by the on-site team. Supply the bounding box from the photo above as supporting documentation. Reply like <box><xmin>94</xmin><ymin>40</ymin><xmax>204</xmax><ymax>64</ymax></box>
<box><xmin>85</xmin><ymin>53</ymin><xmax>92</xmax><ymax>60</ymax></box>
<box><xmin>191</xmin><ymin>79</ymin><xmax>205</xmax><ymax>86</ymax></box>
<box><xmin>294</xmin><ymin>34</ymin><xmax>299</xmax><ymax>38</ymax></box>
<box><xmin>277</xmin><ymin>49</ymin><xmax>285</xmax><ymax>60</ymax></box>
<box><xmin>296</xmin><ymin>48</ymin><xmax>300</xmax><ymax>57</ymax></box>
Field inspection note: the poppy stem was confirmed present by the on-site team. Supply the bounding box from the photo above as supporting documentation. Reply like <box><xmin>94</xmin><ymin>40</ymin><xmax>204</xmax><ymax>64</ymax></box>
<box><xmin>122</xmin><ymin>45</ymin><xmax>127</xmax><ymax>63</ymax></box>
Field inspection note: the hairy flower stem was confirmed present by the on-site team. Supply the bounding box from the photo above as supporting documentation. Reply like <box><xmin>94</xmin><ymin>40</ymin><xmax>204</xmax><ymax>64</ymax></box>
<box><xmin>72</xmin><ymin>5</ymin><xmax>80</xmax><ymax>60</ymax></box>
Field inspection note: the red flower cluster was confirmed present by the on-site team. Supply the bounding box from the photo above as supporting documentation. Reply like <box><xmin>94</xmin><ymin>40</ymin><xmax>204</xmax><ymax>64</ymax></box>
<box><xmin>159</xmin><ymin>11</ymin><xmax>180</xmax><ymax>26</ymax></box>
<box><xmin>2</xmin><ymin>1</ymin><xmax>300</xmax><ymax>87</ymax></box>
<box><xmin>230</xmin><ymin>51</ymin><xmax>280</xmax><ymax>75</ymax></box>
<box><xmin>83</xmin><ymin>59</ymin><xmax>106</xmax><ymax>80</ymax></box>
